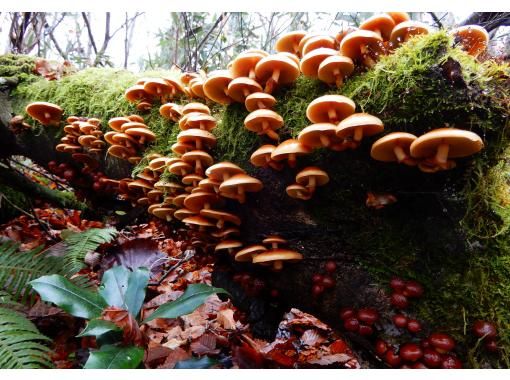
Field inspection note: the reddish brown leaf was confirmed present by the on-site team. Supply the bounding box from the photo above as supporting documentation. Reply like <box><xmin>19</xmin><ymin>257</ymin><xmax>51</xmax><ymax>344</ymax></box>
<box><xmin>101</xmin><ymin>307</ymin><xmax>145</xmax><ymax>346</ymax></box>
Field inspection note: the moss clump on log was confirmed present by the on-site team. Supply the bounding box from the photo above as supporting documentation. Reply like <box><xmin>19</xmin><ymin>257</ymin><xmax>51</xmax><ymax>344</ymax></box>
<box><xmin>0</xmin><ymin>54</ymin><xmax>36</xmax><ymax>82</ymax></box>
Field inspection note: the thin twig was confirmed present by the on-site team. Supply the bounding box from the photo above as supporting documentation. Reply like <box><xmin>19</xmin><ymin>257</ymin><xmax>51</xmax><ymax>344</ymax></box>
<box><xmin>149</xmin><ymin>250</ymin><xmax>195</xmax><ymax>286</ymax></box>
<box><xmin>428</xmin><ymin>12</ymin><xmax>443</xmax><ymax>29</ymax></box>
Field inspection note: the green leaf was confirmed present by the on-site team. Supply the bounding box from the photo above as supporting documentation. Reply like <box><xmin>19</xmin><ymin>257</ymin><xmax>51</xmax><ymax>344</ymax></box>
<box><xmin>174</xmin><ymin>356</ymin><xmax>218</xmax><ymax>369</ymax></box>
<box><xmin>30</xmin><ymin>275</ymin><xmax>107</xmax><ymax>319</ymax></box>
<box><xmin>76</xmin><ymin>319</ymin><xmax>120</xmax><ymax>338</ymax></box>
<box><xmin>115</xmin><ymin>210</ymin><xmax>126</xmax><ymax>216</ymax></box>
<box><xmin>99</xmin><ymin>266</ymin><xmax>149</xmax><ymax>317</ymax></box>
<box><xmin>83</xmin><ymin>345</ymin><xmax>144</xmax><ymax>369</ymax></box>
<box><xmin>143</xmin><ymin>283</ymin><xmax>229</xmax><ymax>323</ymax></box>
<box><xmin>124</xmin><ymin>267</ymin><xmax>149</xmax><ymax>317</ymax></box>
<box><xmin>99</xmin><ymin>266</ymin><xmax>130</xmax><ymax>309</ymax></box>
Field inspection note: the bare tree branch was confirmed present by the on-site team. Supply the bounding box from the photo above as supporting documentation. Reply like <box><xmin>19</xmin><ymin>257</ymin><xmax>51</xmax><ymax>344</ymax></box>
<box><xmin>81</xmin><ymin>12</ymin><xmax>98</xmax><ymax>55</ymax></box>
<box><xmin>460</xmin><ymin>12</ymin><xmax>510</xmax><ymax>33</ymax></box>
<box><xmin>428</xmin><ymin>12</ymin><xmax>443</xmax><ymax>29</ymax></box>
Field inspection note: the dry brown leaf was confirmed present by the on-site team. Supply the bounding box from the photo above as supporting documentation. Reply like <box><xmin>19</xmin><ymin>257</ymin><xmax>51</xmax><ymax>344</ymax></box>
<box><xmin>101</xmin><ymin>307</ymin><xmax>144</xmax><ymax>346</ymax></box>
<box><xmin>300</xmin><ymin>329</ymin><xmax>326</xmax><ymax>348</ymax></box>
<box><xmin>190</xmin><ymin>333</ymin><xmax>220</xmax><ymax>355</ymax></box>
<box><xmin>216</xmin><ymin>309</ymin><xmax>237</xmax><ymax>330</ymax></box>
<box><xmin>181</xmin><ymin>325</ymin><xmax>206</xmax><ymax>340</ymax></box>
<box><xmin>158</xmin><ymin>347</ymin><xmax>191</xmax><ymax>369</ymax></box>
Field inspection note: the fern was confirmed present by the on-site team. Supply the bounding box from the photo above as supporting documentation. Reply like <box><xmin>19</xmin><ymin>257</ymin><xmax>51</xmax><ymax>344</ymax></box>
<box><xmin>0</xmin><ymin>241</ymin><xmax>62</xmax><ymax>304</ymax></box>
<box><xmin>60</xmin><ymin>227</ymin><xmax>117</xmax><ymax>276</ymax></box>
<box><xmin>0</xmin><ymin>306</ymin><xmax>53</xmax><ymax>368</ymax></box>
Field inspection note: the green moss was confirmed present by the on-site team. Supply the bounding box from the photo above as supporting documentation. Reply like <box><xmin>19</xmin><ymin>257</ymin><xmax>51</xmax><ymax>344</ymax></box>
<box><xmin>0</xmin><ymin>54</ymin><xmax>36</xmax><ymax>82</ymax></box>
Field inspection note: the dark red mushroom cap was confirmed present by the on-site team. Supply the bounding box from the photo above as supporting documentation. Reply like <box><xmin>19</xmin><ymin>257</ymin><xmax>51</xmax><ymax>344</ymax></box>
<box><xmin>399</xmin><ymin>343</ymin><xmax>423</xmax><ymax>363</ymax></box>
<box><xmin>429</xmin><ymin>333</ymin><xmax>456</xmax><ymax>353</ymax></box>
<box><xmin>472</xmin><ymin>320</ymin><xmax>497</xmax><ymax>339</ymax></box>
<box><xmin>357</xmin><ymin>308</ymin><xmax>379</xmax><ymax>325</ymax></box>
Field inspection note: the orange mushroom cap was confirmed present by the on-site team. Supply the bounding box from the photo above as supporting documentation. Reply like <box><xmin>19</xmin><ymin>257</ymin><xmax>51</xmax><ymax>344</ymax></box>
<box><xmin>235</xmin><ymin>245</ymin><xmax>267</xmax><ymax>262</ymax></box>
<box><xmin>317</xmin><ymin>55</ymin><xmax>354</xmax><ymax>87</ymax></box>
<box><xmin>108</xmin><ymin>117</ymin><xmax>131</xmax><ymax>132</ymax></box>
<box><xmin>245</xmin><ymin>92</ymin><xmax>277</xmax><ymax>112</ymax></box>
<box><xmin>271</xmin><ymin>139</ymin><xmax>312</xmax><ymax>168</ymax></box>
<box><xmin>244</xmin><ymin>109</ymin><xmax>284</xmax><ymax>141</ymax></box>
<box><xmin>181</xmin><ymin>102</ymin><xmax>211</xmax><ymax>115</ymax></box>
<box><xmin>227</xmin><ymin>77</ymin><xmax>263</xmax><ymax>103</ymax></box>
<box><xmin>252</xmin><ymin>248</ymin><xmax>303</xmax><ymax>271</ymax></box>
<box><xmin>450</xmin><ymin>25</ymin><xmax>489</xmax><ymax>57</ymax></box>
<box><xmin>219</xmin><ymin>173</ymin><xmax>263</xmax><ymax>203</ymax></box>
<box><xmin>159</xmin><ymin>103</ymin><xmax>182</xmax><ymax>121</ymax></box>
<box><xmin>300</xmin><ymin>48</ymin><xmax>338</xmax><ymax>78</ymax></box>
<box><xmin>301</xmin><ymin>35</ymin><xmax>336</xmax><ymax>56</ymax></box>
<box><xmin>306</xmin><ymin>95</ymin><xmax>356</xmax><ymax>124</ymax></box>
<box><xmin>255</xmin><ymin>54</ymin><xmax>300</xmax><ymax>93</ymax></box>
<box><xmin>340</xmin><ymin>30</ymin><xmax>384</xmax><ymax>67</ymax></box>
<box><xmin>370</xmin><ymin>132</ymin><xmax>418</xmax><ymax>165</ymax></box>
<box><xmin>360</xmin><ymin>14</ymin><xmax>396</xmax><ymax>40</ymax></box>
<box><xmin>298</xmin><ymin>123</ymin><xmax>342</xmax><ymax>149</ymax></box>
<box><xmin>124</xmin><ymin>85</ymin><xmax>150</xmax><ymax>103</ymax></box>
<box><xmin>286</xmin><ymin>183</ymin><xmax>313</xmax><ymax>200</ymax></box>
<box><xmin>275</xmin><ymin>31</ymin><xmax>307</xmax><ymax>56</ymax></box>
<box><xmin>295</xmin><ymin>166</ymin><xmax>330</xmax><ymax>192</ymax></box>
<box><xmin>230</xmin><ymin>50</ymin><xmax>268</xmax><ymax>79</ymax></box>
<box><xmin>25</xmin><ymin>102</ymin><xmax>63</xmax><ymax>126</ymax></box>
<box><xmin>336</xmin><ymin>113</ymin><xmax>384</xmax><ymax>144</ymax></box>
<box><xmin>200</xmin><ymin>209</ymin><xmax>241</xmax><ymax>229</ymax></box>
<box><xmin>390</xmin><ymin>21</ymin><xmax>431</xmax><ymax>47</ymax></box>
<box><xmin>177</xmin><ymin>129</ymin><xmax>217</xmax><ymax>150</ymax></box>
<box><xmin>203</xmin><ymin>70</ymin><xmax>234</xmax><ymax>105</ymax></box>
<box><xmin>206</xmin><ymin>162</ymin><xmax>245</xmax><ymax>182</ymax></box>
<box><xmin>386</xmin><ymin>12</ymin><xmax>410</xmax><ymax>25</ymax></box>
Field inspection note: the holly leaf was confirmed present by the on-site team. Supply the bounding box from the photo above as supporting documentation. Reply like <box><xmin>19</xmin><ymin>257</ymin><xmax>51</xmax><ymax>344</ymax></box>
<box><xmin>174</xmin><ymin>356</ymin><xmax>218</xmax><ymax>369</ymax></box>
<box><xmin>99</xmin><ymin>266</ymin><xmax>130</xmax><ymax>309</ymax></box>
<box><xmin>84</xmin><ymin>344</ymin><xmax>144</xmax><ymax>369</ymax></box>
<box><xmin>30</xmin><ymin>275</ymin><xmax>106</xmax><ymax>319</ymax></box>
<box><xmin>143</xmin><ymin>283</ymin><xmax>229</xmax><ymax>323</ymax></box>
<box><xmin>77</xmin><ymin>319</ymin><xmax>121</xmax><ymax>338</ymax></box>
<box><xmin>124</xmin><ymin>267</ymin><xmax>149</xmax><ymax>317</ymax></box>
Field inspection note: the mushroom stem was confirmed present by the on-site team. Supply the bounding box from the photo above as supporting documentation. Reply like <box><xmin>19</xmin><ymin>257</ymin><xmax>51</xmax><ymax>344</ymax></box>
<box><xmin>273</xmin><ymin>260</ymin><xmax>283</xmax><ymax>271</ymax></box>
<box><xmin>195</xmin><ymin>159</ymin><xmax>203</xmax><ymax>175</ymax></box>
<box><xmin>139</xmin><ymin>136</ymin><xmax>146</xmax><ymax>144</ymax></box>
<box><xmin>327</xmin><ymin>108</ymin><xmax>338</xmax><ymax>123</ymax></box>
<box><xmin>217</xmin><ymin>219</ymin><xmax>224</xmax><ymax>229</ymax></box>
<box><xmin>307</xmin><ymin>177</ymin><xmax>317</xmax><ymax>193</ymax></box>
<box><xmin>257</xmin><ymin>101</ymin><xmax>267</xmax><ymax>109</ymax></box>
<box><xmin>435</xmin><ymin>143</ymin><xmax>450</xmax><ymax>169</ymax></box>
<box><xmin>166</xmin><ymin>215</ymin><xmax>172</xmax><ymax>222</ymax></box>
<box><xmin>265</xmin><ymin>129</ymin><xmax>279</xmax><ymax>140</ymax></box>
<box><xmin>249</xmin><ymin>68</ymin><xmax>256</xmax><ymax>80</ymax></box>
<box><xmin>237</xmin><ymin>186</ymin><xmax>246</xmax><ymax>204</ymax></box>
<box><xmin>335</xmin><ymin>75</ymin><xmax>344</xmax><ymax>88</ymax></box>
<box><xmin>44</xmin><ymin>112</ymin><xmax>51</xmax><ymax>120</ymax></box>
<box><xmin>287</xmin><ymin>153</ymin><xmax>297</xmax><ymax>168</ymax></box>
<box><xmin>393</xmin><ymin>145</ymin><xmax>408</xmax><ymax>163</ymax></box>
<box><xmin>195</xmin><ymin>139</ymin><xmax>203</xmax><ymax>150</ymax></box>
<box><xmin>319</xmin><ymin>134</ymin><xmax>331</xmax><ymax>147</ymax></box>
<box><xmin>354</xmin><ymin>127</ymin><xmax>364</xmax><ymax>142</ymax></box>
<box><xmin>264</xmin><ymin>68</ymin><xmax>281</xmax><ymax>94</ymax></box>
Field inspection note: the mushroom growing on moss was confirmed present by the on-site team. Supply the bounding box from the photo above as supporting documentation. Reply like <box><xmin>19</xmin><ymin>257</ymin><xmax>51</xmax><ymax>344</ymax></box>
<box><xmin>317</xmin><ymin>55</ymin><xmax>354</xmax><ymax>88</ymax></box>
<box><xmin>219</xmin><ymin>173</ymin><xmax>263</xmax><ymax>204</ymax></box>
<box><xmin>26</xmin><ymin>102</ymin><xmax>63</xmax><ymax>126</ymax></box>
<box><xmin>271</xmin><ymin>139</ymin><xmax>312</xmax><ymax>168</ymax></box>
<box><xmin>359</xmin><ymin>14</ymin><xmax>395</xmax><ymax>41</ymax></box>
<box><xmin>336</xmin><ymin>113</ymin><xmax>384</xmax><ymax>148</ymax></box>
<box><xmin>390</xmin><ymin>21</ymin><xmax>431</xmax><ymax>48</ymax></box>
<box><xmin>371</xmin><ymin>132</ymin><xmax>417</xmax><ymax>166</ymax></box>
<box><xmin>340</xmin><ymin>30</ymin><xmax>384</xmax><ymax>68</ymax></box>
<box><xmin>450</xmin><ymin>25</ymin><xmax>489</xmax><ymax>58</ymax></box>
<box><xmin>245</xmin><ymin>92</ymin><xmax>277</xmax><ymax>112</ymax></box>
<box><xmin>203</xmin><ymin>70</ymin><xmax>234</xmax><ymax>104</ymax></box>
<box><xmin>250</xmin><ymin>145</ymin><xmax>284</xmax><ymax>171</ymax></box>
<box><xmin>300</xmin><ymin>48</ymin><xmax>338</xmax><ymax>78</ymax></box>
<box><xmin>275</xmin><ymin>31</ymin><xmax>307</xmax><ymax>56</ymax></box>
<box><xmin>244</xmin><ymin>109</ymin><xmax>284</xmax><ymax>140</ymax></box>
<box><xmin>227</xmin><ymin>77</ymin><xmax>263</xmax><ymax>103</ymax></box>
<box><xmin>255</xmin><ymin>53</ymin><xmax>300</xmax><ymax>93</ymax></box>
<box><xmin>409</xmin><ymin>128</ymin><xmax>484</xmax><ymax>172</ymax></box>
<box><xmin>306</xmin><ymin>95</ymin><xmax>356</xmax><ymax>124</ymax></box>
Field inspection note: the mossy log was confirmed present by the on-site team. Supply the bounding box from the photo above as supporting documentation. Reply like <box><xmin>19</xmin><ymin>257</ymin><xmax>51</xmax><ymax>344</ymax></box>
<box><xmin>2</xmin><ymin>32</ymin><xmax>510</xmax><ymax>367</ymax></box>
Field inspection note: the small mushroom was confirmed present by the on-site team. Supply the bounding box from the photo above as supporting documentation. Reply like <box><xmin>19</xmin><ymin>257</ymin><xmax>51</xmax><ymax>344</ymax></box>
<box><xmin>200</xmin><ymin>209</ymin><xmax>241</xmax><ymax>229</ymax></box>
<box><xmin>203</xmin><ymin>70</ymin><xmax>234</xmax><ymax>104</ymax></box>
<box><xmin>340</xmin><ymin>30</ymin><xmax>384</xmax><ymax>68</ymax></box>
<box><xmin>182</xmin><ymin>173</ymin><xmax>205</xmax><ymax>188</ymax></box>
<box><xmin>149</xmin><ymin>157</ymin><xmax>171</xmax><ymax>173</ymax></box>
<box><xmin>182</xmin><ymin>215</ymin><xmax>215</xmax><ymax>231</ymax></box>
<box><xmin>183</xmin><ymin>191</ymin><xmax>220</xmax><ymax>211</ymax></box>
<box><xmin>108</xmin><ymin>117</ymin><xmax>131</xmax><ymax>132</ymax></box>
<box><xmin>450</xmin><ymin>25</ymin><xmax>489</xmax><ymax>58</ymax></box>
<box><xmin>244</xmin><ymin>109</ymin><xmax>284</xmax><ymax>140</ymax></box>
<box><xmin>107</xmin><ymin>144</ymin><xmax>135</xmax><ymax>160</ymax></box>
<box><xmin>235</xmin><ymin>245</ymin><xmax>267</xmax><ymax>262</ymax></box>
<box><xmin>271</xmin><ymin>139</ymin><xmax>312</xmax><ymax>168</ymax></box>
<box><xmin>171</xmin><ymin>141</ymin><xmax>194</xmax><ymax>156</ymax></box>
<box><xmin>230</xmin><ymin>50</ymin><xmax>268</xmax><ymax>80</ymax></box>
<box><xmin>306</xmin><ymin>95</ymin><xmax>356</xmax><ymax>124</ymax></box>
<box><xmin>409</xmin><ymin>128</ymin><xmax>484</xmax><ymax>171</ymax></box>
<box><xmin>25</xmin><ymin>102</ymin><xmax>63</xmax><ymax>126</ymax></box>
<box><xmin>300</xmin><ymin>48</ymin><xmax>338</xmax><ymax>78</ymax></box>
<box><xmin>317</xmin><ymin>55</ymin><xmax>354</xmax><ymax>88</ymax></box>
<box><xmin>252</xmin><ymin>248</ymin><xmax>303</xmax><ymax>271</ymax></box>
<box><xmin>124</xmin><ymin>84</ymin><xmax>151</xmax><ymax>103</ymax></box>
<box><xmin>301</xmin><ymin>35</ymin><xmax>336</xmax><ymax>55</ymax></box>
<box><xmin>125</xmin><ymin>128</ymin><xmax>156</xmax><ymax>145</ymax></box>
<box><xmin>275</xmin><ymin>31</ymin><xmax>307</xmax><ymax>56</ymax></box>
<box><xmin>255</xmin><ymin>54</ymin><xmax>300</xmax><ymax>93</ymax></box>
<box><xmin>227</xmin><ymin>77</ymin><xmax>263</xmax><ymax>103</ymax></box>
<box><xmin>250</xmin><ymin>144</ymin><xmax>284</xmax><ymax>171</ymax></box>
<box><xmin>143</xmin><ymin>78</ymin><xmax>175</xmax><ymax>101</ymax></box>
<box><xmin>371</xmin><ymin>132</ymin><xmax>418</xmax><ymax>166</ymax></box>
<box><xmin>168</xmin><ymin>160</ymin><xmax>194</xmax><ymax>177</ymax></box>
<box><xmin>245</xmin><ymin>92</ymin><xmax>277</xmax><ymax>112</ymax></box>
<box><xmin>198</xmin><ymin>178</ymin><xmax>221</xmax><ymax>194</ymax></box>
<box><xmin>174</xmin><ymin>208</ymin><xmax>197</xmax><ymax>221</ymax></box>
<box><xmin>177</xmin><ymin>129</ymin><xmax>217</xmax><ymax>150</ymax></box>
<box><xmin>182</xmin><ymin>102</ymin><xmax>211</xmax><ymax>115</ymax></box>
<box><xmin>212</xmin><ymin>227</ymin><xmax>240</xmax><ymax>239</ymax></box>
<box><xmin>286</xmin><ymin>184</ymin><xmax>313</xmax><ymax>200</ymax></box>
<box><xmin>386</xmin><ymin>12</ymin><xmax>410</xmax><ymax>25</ymax></box>
<box><xmin>262</xmin><ymin>235</ymin><xmax>287</xmax><ymax>249</ymax></box>
<box><xmin>215</xmin><ymin>240</ymin><xmax>243</xmax><ymax>255</ymax></box>
<box><xmin>205</xmin><ymin>162</ymin><xmax>245</xmax><ymax>182</ymax></box>
<box><xmin>390</xmin><ymin>21</ymin><xmax>431</xmax><ymax>48</ymax></box>
<box><xmin>160</xmin><ymin>103</ymin><xmax>182</xmax><ymax>121</ymax></box>
<box><xmin>298</xmin><ymin>123</ymin><xmax>345</xmax><ymax>150</ymax></box>
<box><xmin>336</xmin><ymin>113</ymin><xmax>384</xmax><ymax>148</ymax></box>
<box><xmin>180</xmin><ymin>113</ymin><xmax>217</xmax><ymax>131</ymax></box>
<box><xmin>295</xmin><ymin>167</ymin><xmax>329</xmax><ymax>193</ymax></box>
<box><xmin>219</xmin><ymin>173</ymin><xmax>263</xmax><ymax>204</ymax></box>
<box><xmin>359</xmin><ymin>14</ymin><xmax>396</xmax><ymax>41</ymax></box>
<box><xmin>181</xmin><ymin>150</ymin><xmax>214</xmax><ymax>175</ymax></box>
<box><xmin>189</xmin><ymin>78</ymin><xmax>206</xmax><ymax>99</ymax></box>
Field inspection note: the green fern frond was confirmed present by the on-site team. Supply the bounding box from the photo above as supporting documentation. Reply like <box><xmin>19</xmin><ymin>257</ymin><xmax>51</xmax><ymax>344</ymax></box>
<box><xmin>60</xmin><ymin>227</ymin><xmax>118</xmax><ymax>276</ymax></box>
<box><xmin>0</xmin><ymin>306</ymin><xmax>53</xmax><ymax>368</ymax></box>
<box><xmin>0</xmin><ymin>241</ymin><xmax>61</xmax><ymax>304</ymax></box>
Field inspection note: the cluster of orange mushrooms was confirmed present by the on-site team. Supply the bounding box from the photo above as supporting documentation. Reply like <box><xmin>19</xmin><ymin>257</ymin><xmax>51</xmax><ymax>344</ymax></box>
<box><xmin>23</xmin><ymin>12</ymin><xmax>491</xmax><ymax>272</ymax></box>
<box><xmin>104</xmin><ymin>115</ymin><xmax>156</xmax><ymax>164</ymax></box>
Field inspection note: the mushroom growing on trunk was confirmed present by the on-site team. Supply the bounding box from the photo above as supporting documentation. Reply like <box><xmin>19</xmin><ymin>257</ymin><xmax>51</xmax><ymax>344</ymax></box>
<box><xmin>244</xmin><ymin>109</ymin><xmax>284</xmax><ymax>140</ymax></box>
<box><xmin>26</xmin><ymin>102</ymin><xmax>63</xmax><ymax>126</ymax></box>
<box><xmin>255</xmin><ymin>53</ymin><xmax>300</xmax><ymax>93</ymax></box>
<box><xmin>370</xmin><ymin>132</ymin><xmax>418</xmax><ymax>166</ymax></box>
<box><xmin>340</xmin><ymin>30</ymin><xmax>384</xmax><ymax>68</ymax></box>
<box><xmin>336</xmin><ymin>113</ymin><xmax>384</xmax><ymax>148</ymax></box>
